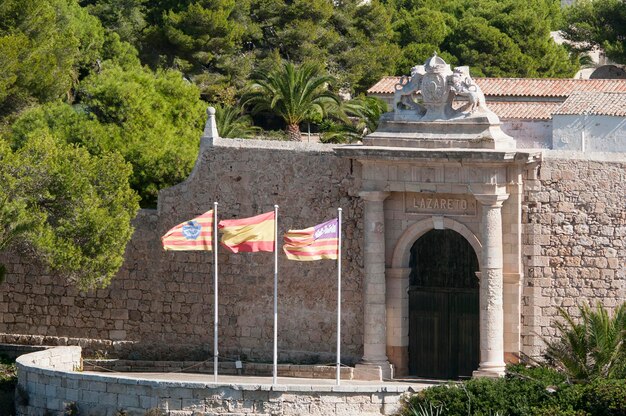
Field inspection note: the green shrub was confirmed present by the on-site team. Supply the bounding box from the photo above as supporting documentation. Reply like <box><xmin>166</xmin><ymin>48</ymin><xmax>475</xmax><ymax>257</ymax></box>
<box><xmin>531</xmin><ymin>406</ymin><xmax>588</xmax><ymax>416</ymax></box>
<box><xmin>0</xmin><ymin>355</ymin><xmax>16</xmax><ymax>390</ymax></box>
<box><xmin>398</xmin><ymin>365</ymin><xmax>585</xmax><ymax>416</ymax></box>
<box><xmin>577</xmin><ymin>379</ymin><xmax>626</xmax><ymax>416</ymax></box>
<box><xmin>506</xmin><ymin>363</ymin><xmax>569</xmax><ymax>384</ymax></box>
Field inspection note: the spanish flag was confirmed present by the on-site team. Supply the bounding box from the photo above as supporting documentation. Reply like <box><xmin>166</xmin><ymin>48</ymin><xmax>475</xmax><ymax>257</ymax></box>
<box><xmin>283</xmin><ymin>218</ymin><xmax>339</xmax><ymax>261</ymax></box>
<box><xmin>218</xmin><ymin>211</ymin><xmax>275</xmax><ymax>253</ymax></box>
<box><xmin>161</xmin><ymin>210</ymin><xmax>214</xmax><ymax>251</ymax></box>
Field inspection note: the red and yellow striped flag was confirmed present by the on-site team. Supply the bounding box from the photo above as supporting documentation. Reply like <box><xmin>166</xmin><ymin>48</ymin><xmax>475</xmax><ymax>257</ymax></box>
<box><xmin>161</xmin><ymin>210</ymin><xmax>214</xmax><ymax>251</ymax></box>
<box><xmin>283</xmin><ymin>218</ymin><xmax>338</xmax><ymax>261</ymax></box>
<box><xmin>218</xmin><ymin>211</ymin><xmax>275</xmax><ymax>253</ymax></box>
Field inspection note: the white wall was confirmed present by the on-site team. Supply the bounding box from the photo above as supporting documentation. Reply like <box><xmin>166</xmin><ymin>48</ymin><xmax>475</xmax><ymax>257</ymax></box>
<box><xmin>501</xmin><ymin>120</ymin><xmax>552</xmax><ymax>149</ymax></box>
<box><xmin>552</xmin><ymin>114</ymin><xmax>626</xmax><ymax>152</ymax></box>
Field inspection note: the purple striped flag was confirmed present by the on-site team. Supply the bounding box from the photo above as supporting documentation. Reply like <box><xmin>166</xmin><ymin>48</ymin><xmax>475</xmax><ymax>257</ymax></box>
<box><xmin>283</xmin><ymin>218</ymin><xmax>339</xmax><ymax>261</ymax></box>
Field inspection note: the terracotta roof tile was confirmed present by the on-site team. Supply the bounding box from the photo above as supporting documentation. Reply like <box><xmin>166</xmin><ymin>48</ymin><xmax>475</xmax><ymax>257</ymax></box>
<box><xmin>367</xmin><ymin>77</ymin><xmax>626</xmax><ymax>97</ymax></box>
<box><xmin>487</xmin><ymin>102</ymin><xmax>560</xmax><ymax>120</ymax></box>
<box><xmin>553</xmin><ymin>91</ymin><xmax>626</xmax><ymax>116</ymax></box>
<box><xmin>367</xmin><ymin>76</ymin><xmax>402</xmax><ymax>94</ymax></box>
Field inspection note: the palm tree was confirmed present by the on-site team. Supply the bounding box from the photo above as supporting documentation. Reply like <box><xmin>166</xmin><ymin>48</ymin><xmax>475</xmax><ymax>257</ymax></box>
<box><xmin>213</xmin><ymin>103</ymin><xmax>260</xmax><ymax>139</ymax></box>
<box><xmin>242</xmin><ymin>61</ymin><xmax>339</xmax><ymax>141</ymax></box>
<box><xmin>321</xmin><ymin>96</ymin><xmax>388</xmax><ymax>143</ymax></box>
<box><xmin>342</xmin><ymin>96</ymin><xmax>388</xmax><ymax>135</ymax></box>
<box><xmin>544</xmin><ymin>302</ymin><xmax>626</xmax><ymax>381</ymax></box>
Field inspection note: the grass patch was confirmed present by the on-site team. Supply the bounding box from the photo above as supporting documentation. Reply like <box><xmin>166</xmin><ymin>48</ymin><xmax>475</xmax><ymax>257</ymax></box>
<box><xmin>0</xmin><ymin>355</ymin><xmax>17</xmax><ymax>390</ymax></box>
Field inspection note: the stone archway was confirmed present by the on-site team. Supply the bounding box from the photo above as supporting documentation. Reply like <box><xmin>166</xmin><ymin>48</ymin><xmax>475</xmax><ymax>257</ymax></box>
<box><xmin>408</xmin><ymin>229</ymin><xmax>480</xmax><ymax>379</ymax></box>
<box><xmin>338</xmin><ymin>54</ymin><xmax>538</xmax><ymax>380</ymax></box>
<box><xmin>391</xmin><ymin>217</ymin><xmax>483</xmax><ymax>270</ymax></box>
<box><xmin>386</xmin><ymin>217</ymin><xmax>482</xmax><ymax>377</ymax></box>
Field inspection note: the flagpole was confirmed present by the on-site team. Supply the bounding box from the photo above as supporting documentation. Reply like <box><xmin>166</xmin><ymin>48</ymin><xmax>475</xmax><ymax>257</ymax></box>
<box><xmin>336</xmin><ymin>208</ymin><xmax>342</xmax><ymax>386</ymax></box>
<box><xmin>273</xmin><ymin>204</ymin><xmax>279</xmax><ymax>385</ymax></box>
<box><xmin>213</xmin><ymin>202</ymin><xmax>219</xmax><ymax>383</ymax></box>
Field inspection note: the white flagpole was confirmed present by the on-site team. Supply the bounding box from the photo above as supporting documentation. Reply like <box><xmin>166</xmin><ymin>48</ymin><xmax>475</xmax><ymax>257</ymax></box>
<box><xmin>336</xmin><ymin>208</ymin><xmax>342</xmax><ymax>386</ymax></box>
<box><xmin>273</xmin><ymin>204</ymin><xmax>279</xmax><ymax>385</ymax></box>
<box><xmin>213</xmin><ymin>202</ymin><xmax>219</xmax><ymax>383</ymax></box>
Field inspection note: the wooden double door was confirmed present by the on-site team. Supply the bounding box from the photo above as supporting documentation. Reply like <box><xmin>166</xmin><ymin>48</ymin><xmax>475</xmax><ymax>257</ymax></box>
<box><xmin>408</xmin><ymin>229</ymin><xmax>480</xmax><ymax>379</ymax></box>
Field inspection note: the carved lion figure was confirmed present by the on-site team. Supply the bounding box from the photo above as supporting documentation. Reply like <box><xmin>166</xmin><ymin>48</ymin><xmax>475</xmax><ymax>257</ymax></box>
<box><xmin>394</xmin><ymin>65</ymin><xmax>426</xmax><ymax>113</ymax></box>
<box><xmin>450</xmin><ymin>66</ymin><xmax>486</xmax><ymax>113</ymax></box>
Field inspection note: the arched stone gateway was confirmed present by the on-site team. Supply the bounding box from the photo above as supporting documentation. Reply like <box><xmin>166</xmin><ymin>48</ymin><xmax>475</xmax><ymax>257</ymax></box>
<box><xmin>408</xmin><ymin>229</ymin><xmax>479</xmax><ymax>379</ymax></box>
<box><xmin>336</xmin><ymin>55</ymin><xmax>541</xmax><ymax>379</ymax></box>
<box><xmin>388</xmin><ymin>218</ymin><xmax>482</xmax><ymax>378</ymax></box>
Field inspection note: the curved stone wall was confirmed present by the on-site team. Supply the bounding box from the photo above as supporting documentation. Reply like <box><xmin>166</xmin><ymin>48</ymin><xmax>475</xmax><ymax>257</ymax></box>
<box><xmin>16</xmin><ymin>347</ymin><xmax>412</xmax><ymax>415</ymax></box>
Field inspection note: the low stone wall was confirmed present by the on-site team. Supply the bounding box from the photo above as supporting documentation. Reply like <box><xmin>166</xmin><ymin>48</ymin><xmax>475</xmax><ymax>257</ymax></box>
<box><xmin>82</xmin><ymin>359</ymin><xmax>361</xmax><ymax>380</ymax></box>
<box><xmin>0</xmin><ymin>344</ymin><xmax>49</xmax><ymax>360</ymax></box>
<box><xmin>16</xmin><ymin>347</ymin><xmax>413</xmax><ymax>416</ymax></box>
<box><xmin>15</xmin><ymin>346</ymin><xmax>81</xmax><ymax>414</ymax></box>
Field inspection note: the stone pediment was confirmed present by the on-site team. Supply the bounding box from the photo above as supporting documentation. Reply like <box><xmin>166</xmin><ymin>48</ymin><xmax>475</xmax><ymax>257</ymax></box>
<box><xmin>364</xmin><ymin>54</ymin><xmax>516</xmax><ymax>150</ymax></box>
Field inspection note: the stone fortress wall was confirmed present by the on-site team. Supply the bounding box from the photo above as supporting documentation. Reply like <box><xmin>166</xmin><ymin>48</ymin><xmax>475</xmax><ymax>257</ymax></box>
<box><xmin>0</xmin><ymin>138</ymin><xmax>624</xmax><ymax>364</ymax></box>
<box><xmin>0</xmin><ymin>138</ymin><xmax>365</xmax><ymax>364</ymax></box>
<box><xmin>521</xmin><ymin>152</ymin><xmax>626</xmax><ymax>357</ymax></box>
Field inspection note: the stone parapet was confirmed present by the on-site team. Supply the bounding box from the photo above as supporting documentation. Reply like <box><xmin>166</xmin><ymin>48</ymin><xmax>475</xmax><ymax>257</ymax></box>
<box><xmin>17</xmin><ymin>347</ymin><xmax>420</xmax><ymax>416</ymax></box>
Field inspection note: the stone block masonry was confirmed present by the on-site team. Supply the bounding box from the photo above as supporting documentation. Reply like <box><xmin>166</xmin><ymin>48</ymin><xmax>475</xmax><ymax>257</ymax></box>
<box><xmin>0</xmin><ymin>138</ymin><xmax>364</xmax><ymax>364</ymax></box>
<box><xmin>0</xmin><ymin>134</ymin><xmax>624</xmax><ymax>369</ymax></box>
<box><xmin>521</xmin><ymin>153</ymin><xmax>626</xmax><ymax>358</ymax></box>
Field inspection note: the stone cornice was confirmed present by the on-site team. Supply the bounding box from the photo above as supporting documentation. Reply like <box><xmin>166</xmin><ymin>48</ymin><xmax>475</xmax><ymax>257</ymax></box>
<box><xmin>358</xmin><ymin>191</ymin><xmax>391</xmax><ymax>202</ymax></box>
<box><xmin>474</xmin><ymin>193</ymin><xmax>510</xmax><ymax>207</ymax></box>
<box><xmin>335</xmin><ymin>145</ymin><xmax>541</xmax><ymax>165</ymax></box>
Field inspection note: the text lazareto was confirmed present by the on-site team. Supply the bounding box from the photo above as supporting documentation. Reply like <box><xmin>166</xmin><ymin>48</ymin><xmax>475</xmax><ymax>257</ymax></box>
<box><xmin>405</xmin><ymin>192</ymin><xmax>476</xmax><ymax>216</ymax></box>
<box><xmin>414</xmin><ymin>197</ymin><xmax>468</xmax><ymax>210</ymax></box>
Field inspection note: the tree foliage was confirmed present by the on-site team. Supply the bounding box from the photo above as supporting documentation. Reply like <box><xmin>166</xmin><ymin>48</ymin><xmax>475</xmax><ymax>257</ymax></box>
<box><xmin>562</xmin><ymin>0</ymin><xmax>626</xmax><ymax>64</ymax></box>
<box><xmin>0</xmin><ymin>0</ymin><xmax>105</xmax><ymax>118</ymax></box>
<box><xmin>8</xmin><ymin>64</ymin><xmax>206</xmax><ymax>207</ymax></box>
<box><xmin>85</xmin><ymin>0</ymin><xmax>399</xmax><ymax>99</ymax></box>
<box><xmin>79</xmin><ymin>0</ymin><xmax>148</xmax><ymax>46</ymax></box>
<box><xmin>213</xmin><ymin>103</ymin><xmax>260</xmax><ymax>138</ymax></box>
<box><xmin>386</xmin><ymin>0</ymin><xmax>578</xmax><ymax>78</ymax></box>
<box><xmin>76</xmin><ymin>0</ymin><xmax>579</xmax><ymax>98</ymax></box>
<box><xmin>0</xmin><ymin>134</ymin><xmax>139</xmax><ymax>290</ymax></box>
<box><xmin>321</xmin><ymin>96</ymin><xmax>388</xmax><ymax>143</ymax></box>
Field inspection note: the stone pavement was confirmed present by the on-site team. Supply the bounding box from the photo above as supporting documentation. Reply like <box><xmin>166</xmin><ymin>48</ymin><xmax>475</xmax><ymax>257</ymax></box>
<box><xmin>86</xmin><ymin>371</ymin><xmax>440</xmax><ymax>390</ymax></box>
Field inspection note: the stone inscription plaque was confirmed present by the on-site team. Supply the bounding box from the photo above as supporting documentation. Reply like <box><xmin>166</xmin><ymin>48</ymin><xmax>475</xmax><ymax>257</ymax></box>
<box><xmin>406</xmin><ymin>193</ymin><xmax>477</xmax><ymax>216</ymax></box>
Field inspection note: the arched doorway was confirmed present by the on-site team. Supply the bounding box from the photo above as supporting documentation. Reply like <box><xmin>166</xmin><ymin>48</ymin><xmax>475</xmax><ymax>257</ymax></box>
<box><xmin>408</xmin><ymin>229</ymin><xmax>480</xmax><ymax>379</ymax></box>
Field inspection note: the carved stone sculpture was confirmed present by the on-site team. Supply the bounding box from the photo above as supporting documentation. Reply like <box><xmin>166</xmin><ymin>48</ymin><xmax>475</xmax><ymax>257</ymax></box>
<box><xmin>450</xmin><ymin>66</ymin><xmax>487</xmax><ymax>114</ymax></box>
<box><xmin>392</xmin><ymin>54</ymin><xmax>496</xmax><ymax>122</ymax></box>
<box><xmin>367</xmin><ymin>54</ymin><xmax>516</xmax><ymax>150</ymax></box>
<box><xmin>394</xmin><ymin>65</ymin><xmax>426</xmax><ymax>115</ymax></box>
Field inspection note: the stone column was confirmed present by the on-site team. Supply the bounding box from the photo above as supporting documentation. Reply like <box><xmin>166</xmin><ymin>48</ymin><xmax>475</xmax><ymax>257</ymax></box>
<box><xmin>474</xmin><ymin>193</ymin><xmax>509</xmax><ymax>377</ymax></box>
<box><xmin>357</xmin><ymin>191</ymin><xmax>392</xmax><ymax>379</ymax></box>
<box><xmin>386</xmin><ymin>267</ymin><xmax>411</xmax><ymax>377</ymax></box>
